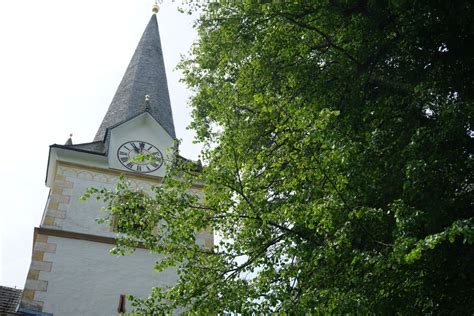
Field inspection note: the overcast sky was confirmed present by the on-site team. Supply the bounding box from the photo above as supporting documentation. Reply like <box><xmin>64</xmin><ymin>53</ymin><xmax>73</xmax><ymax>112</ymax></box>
<box><xmin>0</xmin><ymin>1</ymin><xmax>200</xmax><ymax>288</ymax></box>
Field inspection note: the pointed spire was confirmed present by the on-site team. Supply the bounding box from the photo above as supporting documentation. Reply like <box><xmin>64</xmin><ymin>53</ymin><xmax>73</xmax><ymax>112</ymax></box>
<box><xmin>65</xmin><ymin>134</ymin><xmax>73</xmax><ymax>146</ymax></box>
<box><xmin>94</xmin><ymin>14</ymin><xmax>176</xmax><ymax>141</ymax></box>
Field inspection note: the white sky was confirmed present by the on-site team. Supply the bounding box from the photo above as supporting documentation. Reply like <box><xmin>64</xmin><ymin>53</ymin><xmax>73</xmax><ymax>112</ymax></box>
<box><xmin>0</xmin><ymin>0</ymin><xmax>200</xmax><ymax>288</ymax></box>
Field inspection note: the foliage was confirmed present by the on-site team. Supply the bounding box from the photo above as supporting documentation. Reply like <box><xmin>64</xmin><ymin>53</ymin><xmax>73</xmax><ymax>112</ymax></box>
<box><xmin>85</xmin><ymin>1</ymin><xmax>474</xmax><ymax>313</ymax></box>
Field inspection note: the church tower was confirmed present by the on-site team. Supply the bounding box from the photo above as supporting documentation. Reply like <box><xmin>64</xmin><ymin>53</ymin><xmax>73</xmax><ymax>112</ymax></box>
<box><xmin>18</xmin><ymin>8</ymin><xmax>211</xmax><ymax>315</ymax></box>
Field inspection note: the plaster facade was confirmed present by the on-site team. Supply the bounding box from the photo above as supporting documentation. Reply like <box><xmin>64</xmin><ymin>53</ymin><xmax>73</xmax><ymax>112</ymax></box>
<box><xmin>38</xmin><ymin>236</ymin><xmax>177</xmax><ymax>315</ymax></box>
<box><xmin>21</xmin><ymin>162</ymin><xmax>211</xmax><ymax>315</ymax></box>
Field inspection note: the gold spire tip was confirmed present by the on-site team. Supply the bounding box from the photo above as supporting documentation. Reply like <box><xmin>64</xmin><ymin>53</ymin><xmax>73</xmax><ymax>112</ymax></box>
<box><xmin>152</xmin><ymin>0</ymin><xmax>162</xmax><ymax>14</ymax></box>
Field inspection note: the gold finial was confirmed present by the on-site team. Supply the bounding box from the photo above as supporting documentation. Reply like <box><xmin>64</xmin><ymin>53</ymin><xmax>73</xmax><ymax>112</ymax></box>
<box><xmin>152</xmin><ymin>0</ymin><xmax>161</xmax><ymax>14</ymax></box>
<box><xmin>145</xmin><ymin>95</ymin><xmax>151</xmax><ymax>101</ymax></box>
<box><xmin>69</xmin><ymin>133</ymin><xmax>73</xmax><ymax>138</ymax></box>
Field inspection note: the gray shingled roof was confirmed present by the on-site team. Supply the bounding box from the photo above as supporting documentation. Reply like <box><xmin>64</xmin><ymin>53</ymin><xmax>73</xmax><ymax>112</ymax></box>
<box><xmin>0</xmin><ymin>285</ymin><xmax>22</xmax><ymax>313</ymax></box>
<box><xmin>54</xmin><ymin>141</ymin><xmax>106</xmax><ymax>155</ymax></box>
<box><xmin>94</xmin><ymin>14</ymin><xmax>176</xmax><ymax>142</ymax></box>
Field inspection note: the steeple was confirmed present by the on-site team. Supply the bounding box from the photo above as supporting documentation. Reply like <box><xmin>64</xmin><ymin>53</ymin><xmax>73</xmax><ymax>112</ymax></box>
<box><xmin>94</xmin><ymin>13</ymin><xmax>176</xmax><ymax>141</ymax></box>
<box><xmin>20</xmin><ymin>6</ymin><xmax>201</xmax><ymax>315</ymax></box>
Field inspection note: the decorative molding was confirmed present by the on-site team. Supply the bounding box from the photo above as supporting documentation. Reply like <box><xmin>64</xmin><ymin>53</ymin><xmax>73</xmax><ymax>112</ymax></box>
<box><xmin>35</xmin><ymin>227</ymin><xmax>147</xmax><ymax>249</ymax></box>
<box><xmin>57</xmin><ymin>160</ymin><xmax>164</xmax><ymax>186</ymax></box>
<box><xmin>55</xmin><ymin>160</ymin><xmax>204</xmax><ymax>189</ymax></box>
<box><xmin>34</xmin><ymin>227</ymin><xmax>215</xmax><ymax>250</ymax></box>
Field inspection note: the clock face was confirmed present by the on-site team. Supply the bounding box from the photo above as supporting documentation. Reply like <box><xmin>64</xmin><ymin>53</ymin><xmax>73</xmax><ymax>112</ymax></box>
<box><xmin>117</xmin><ymin>141</ymin><xmax>163</xmax><ymax>173</ymax></box>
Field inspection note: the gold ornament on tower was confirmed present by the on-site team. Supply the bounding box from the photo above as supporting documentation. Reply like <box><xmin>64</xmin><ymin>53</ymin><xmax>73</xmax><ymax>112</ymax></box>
<box><xmin>152</xmin><ymin>0</ymin><xmax>162</xmax><ymax>14</ymax></box>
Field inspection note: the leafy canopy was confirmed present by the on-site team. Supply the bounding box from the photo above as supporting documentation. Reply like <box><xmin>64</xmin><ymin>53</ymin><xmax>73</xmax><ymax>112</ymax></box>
<box><xmin>85</xmin><ymin>1</ymin><xmax>474</xmax><ymax>314</ymax></box>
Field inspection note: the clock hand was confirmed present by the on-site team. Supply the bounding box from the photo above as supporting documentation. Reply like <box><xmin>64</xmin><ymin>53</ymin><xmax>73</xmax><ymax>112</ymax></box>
<box><xmin>131</xmin><ymin>142</ymin><xmax>140</xmax><ymax>153</ymax></box>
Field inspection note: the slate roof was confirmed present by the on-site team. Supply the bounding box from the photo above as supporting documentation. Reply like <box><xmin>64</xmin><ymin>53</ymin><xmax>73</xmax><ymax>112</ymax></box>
<box><xmin>0</xmin><ymin>286</ymin><xmax>22</xmax><ymax>314</ymax></box>
<box><xmin>94</xmin><ymin>14</ymin><xmax>176</xmax><ymax>142</ymax></box>
<box><xmin>52</xmin><ymin>141</ymin><xmax>106</xmax><ymax>155</ymax></box>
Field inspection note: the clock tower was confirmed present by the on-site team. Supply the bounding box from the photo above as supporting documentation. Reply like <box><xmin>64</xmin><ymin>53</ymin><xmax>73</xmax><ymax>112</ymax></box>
<box><xmin>18</xmin><ymin>9</ymin><xmax>211</xmax><ymax>315</ymax></box>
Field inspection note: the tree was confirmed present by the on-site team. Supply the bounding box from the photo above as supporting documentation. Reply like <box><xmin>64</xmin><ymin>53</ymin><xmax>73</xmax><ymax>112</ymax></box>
<box><xmin>85</xmin><ymin>1</ymin><xmax>474</xmax><ymax>313</ymax></box>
